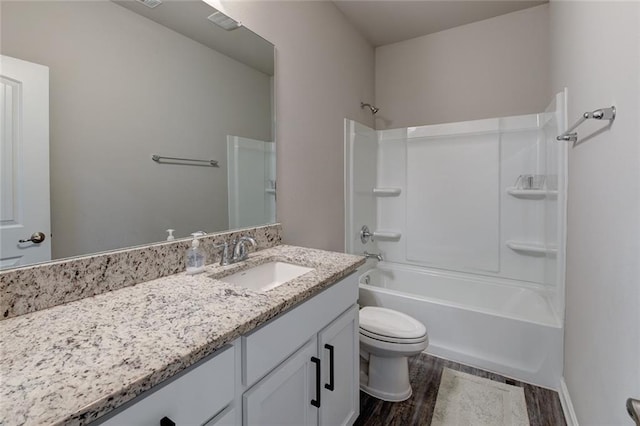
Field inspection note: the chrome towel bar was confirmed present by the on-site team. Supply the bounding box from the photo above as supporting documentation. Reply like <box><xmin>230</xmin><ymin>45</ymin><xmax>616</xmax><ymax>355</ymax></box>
<box><xmin>151</xmin><ymin>154</ymin><xmax>219</xmax><ymax>167</ymax></box>
<box><xmin>557</xmin><ymin>106</ymin><xmax>616</xmax><ymax>143</ymax></box>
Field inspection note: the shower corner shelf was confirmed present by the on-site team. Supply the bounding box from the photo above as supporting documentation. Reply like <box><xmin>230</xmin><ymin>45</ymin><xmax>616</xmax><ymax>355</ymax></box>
<box><xmin>506</xmin><ymin>240</ymin><xmax>557</xmax><ymax>256</ymax></box>
<box><xmin>265</xmin><ymin>188</ymin><xmax>276</xmax><ymax>194</ymax></box>
<box><xmin>506</xmin><ymin>187</ymin><xmax>558</xmax><ymax>199</ymax></box>
<box><xmin>372</xmin><ymin>187</ymin><xmax>402</xmax><ymax>197</ymax></box>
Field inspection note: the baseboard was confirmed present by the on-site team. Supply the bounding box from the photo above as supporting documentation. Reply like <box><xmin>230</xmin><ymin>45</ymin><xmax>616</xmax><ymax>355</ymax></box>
<box><xmin>559</xmin><ymin>377</ymin><xmax>579</xmax><ymax>426</ymax></box>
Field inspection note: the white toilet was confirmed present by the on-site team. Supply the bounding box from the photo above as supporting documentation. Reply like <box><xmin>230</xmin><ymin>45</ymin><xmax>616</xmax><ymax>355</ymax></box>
<box><xmin>359</xmin><ymin>306</ymin><xmax>429</xmax><ymax>402</ymax></box>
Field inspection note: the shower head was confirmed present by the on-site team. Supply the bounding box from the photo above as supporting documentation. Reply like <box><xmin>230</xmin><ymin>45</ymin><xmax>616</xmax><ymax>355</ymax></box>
<box><xmin>361</xmin><ymin>102</ymin><xmax>379</xmax><ymax>115</ymax></box>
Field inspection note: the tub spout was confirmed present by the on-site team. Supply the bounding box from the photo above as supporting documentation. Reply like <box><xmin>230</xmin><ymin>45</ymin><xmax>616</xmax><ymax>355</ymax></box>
<box><xmin>364</xmin><ymin>251</ymin><xmax>383</xmax><ymax>262</ymax></box>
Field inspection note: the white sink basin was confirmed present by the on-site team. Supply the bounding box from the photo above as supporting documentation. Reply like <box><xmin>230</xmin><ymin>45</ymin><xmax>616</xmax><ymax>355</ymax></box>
<box><xmin>221</xmin><ymin>261</ymin><xmax>314</xmax><ymax>292</ymax></box>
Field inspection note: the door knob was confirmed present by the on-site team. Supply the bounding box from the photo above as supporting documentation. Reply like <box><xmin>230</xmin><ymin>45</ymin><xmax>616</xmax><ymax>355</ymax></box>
<box><xmin>19</xmin><ymin>232</ymin><xmax>46</xmax><ymax>244</ymax></box>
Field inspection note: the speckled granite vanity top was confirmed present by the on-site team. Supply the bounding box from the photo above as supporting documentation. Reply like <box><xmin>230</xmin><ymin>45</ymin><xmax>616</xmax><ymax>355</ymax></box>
<box><xmin>0</xmin><ymin>245</ymin><xmax>364</xmax><ymax>426</ymax></box>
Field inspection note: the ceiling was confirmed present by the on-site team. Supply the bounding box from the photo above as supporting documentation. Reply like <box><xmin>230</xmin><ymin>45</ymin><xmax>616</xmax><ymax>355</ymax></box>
<box><xmin>333</xmin><ymin>1</ymin><xmax>547</xmax><ymax>47</ymax></box>
<box><xmin>114</xmin><ymin>0</ymin><xmax>274</xmax><ymax>75</ymax></box>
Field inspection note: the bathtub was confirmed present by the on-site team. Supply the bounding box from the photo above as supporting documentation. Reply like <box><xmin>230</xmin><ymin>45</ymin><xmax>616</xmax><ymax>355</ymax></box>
<box><xmin>358</xmin><ymin>262</ymin><xmax>563</xmax><ymax>390</ymax></box>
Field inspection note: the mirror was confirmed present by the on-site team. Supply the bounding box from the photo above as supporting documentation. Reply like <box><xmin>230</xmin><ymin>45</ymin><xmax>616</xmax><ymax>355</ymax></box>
<box><xmin>0</xmin><ymin>0</ymin><xmax>275</xmax><ymax>270</ymax></box>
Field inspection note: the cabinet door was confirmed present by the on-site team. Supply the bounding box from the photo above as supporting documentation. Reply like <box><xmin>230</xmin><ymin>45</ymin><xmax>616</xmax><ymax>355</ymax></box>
<box><xmin>243</xmin><ymin>273</ymin><xmax>358</xmax><ymax>388</ymax></box>
<box><xmin>318</xmin><ymin>305</ymin><xmax>359</xmax><ymax>426</ymax></box>
<box><xmin>243</xmin><ymin>339</ymin><xmax>318</xmax><ymax>426</ymax></box>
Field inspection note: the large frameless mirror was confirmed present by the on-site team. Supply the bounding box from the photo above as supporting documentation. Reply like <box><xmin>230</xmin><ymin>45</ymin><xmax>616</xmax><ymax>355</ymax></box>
<box><xmin>0</xmin><ymin>0</ymin><xmax>275</xmax><ymax>270</ymax></box>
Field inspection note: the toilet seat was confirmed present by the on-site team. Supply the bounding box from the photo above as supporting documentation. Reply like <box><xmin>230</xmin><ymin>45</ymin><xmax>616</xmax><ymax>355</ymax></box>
<box><xmin>359</xmin><ymin>328</ymin><xmax>427</xmax><ymax>344</ymax></box>
<box><xmin>359</xmin><ymin>307</ymin><xmax>427</xmax><ymax>342</ymax></box>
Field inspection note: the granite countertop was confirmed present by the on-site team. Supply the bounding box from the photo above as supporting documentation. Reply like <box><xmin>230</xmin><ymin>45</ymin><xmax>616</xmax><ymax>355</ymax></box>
<box><xmin>0</xmin><ymin>245</ymin><xmax>365</xmax><ymax>426</ymax></box>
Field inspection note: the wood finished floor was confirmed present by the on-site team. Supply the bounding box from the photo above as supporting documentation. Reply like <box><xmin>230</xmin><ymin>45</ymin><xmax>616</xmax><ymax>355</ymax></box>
<box><xmin>354</xmin><ymin>353</ymin><xmax>566</xmax><ymax>426</ymax></box>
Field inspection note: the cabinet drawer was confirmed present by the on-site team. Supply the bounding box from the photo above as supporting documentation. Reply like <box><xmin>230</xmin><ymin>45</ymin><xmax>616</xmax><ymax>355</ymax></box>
<box><xmin>243</xmin><ymin>273</ymin><xmax>358</xmax><ymax>387</ymax></box>
<box><xmin>99</xmin><ymin>344</ymin><xmax>236</xmax><ymax>426</ymax></box>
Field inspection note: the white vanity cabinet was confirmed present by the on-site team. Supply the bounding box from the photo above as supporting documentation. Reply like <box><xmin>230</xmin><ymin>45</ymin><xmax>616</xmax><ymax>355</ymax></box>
<box><xmin>242</xmin><ymin>274</ymin><xmax>359</xmax><ymax>426</ymax></box>
<box><xmin>94</xmin><ymin>272</ymin><xmax>359</xmax><ymax>426</ymax></box>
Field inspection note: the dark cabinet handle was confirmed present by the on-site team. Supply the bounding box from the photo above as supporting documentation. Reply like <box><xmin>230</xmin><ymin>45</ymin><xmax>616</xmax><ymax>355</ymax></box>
<box><xmin>311</xmin><ymin>356</ymin><xmax>321</xmax><ymax>408</ymax></box>
<box><xmin>160</xmin><ymin>416</ymin><xmax>176</xmax><ymax>426</ymax></box>
<box><xmin>324</xmin><ymin>344</ymin><xmax>335</xmax><ymax>391</ymax></box>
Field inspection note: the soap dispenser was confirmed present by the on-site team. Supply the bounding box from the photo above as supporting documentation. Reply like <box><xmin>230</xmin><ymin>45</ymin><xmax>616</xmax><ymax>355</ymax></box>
<box><xmin>185</xmin><ymin>233</ymin><xmax>206</xmax><ymax>275</ymax></box>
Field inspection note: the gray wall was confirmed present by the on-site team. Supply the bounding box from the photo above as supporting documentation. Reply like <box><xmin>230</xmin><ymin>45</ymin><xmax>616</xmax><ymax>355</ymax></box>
<box><xmin>551</xmin><ymin>1</ymin><xmax>640</xmax><ymax>424</ymax></box>
<box><xmin>374</xmin><ymin>4</ymin><xmax>550</xmax><ymax>129</ymax></box>
<box><xmin>221</xmin><ymin>1</ymin><xmax>376</xmax><ymax>252</ymax></box>
<box><xmin>1</xmin><ymin>1</ymin><xmax>271</xmax><ymax>259</ymax></box>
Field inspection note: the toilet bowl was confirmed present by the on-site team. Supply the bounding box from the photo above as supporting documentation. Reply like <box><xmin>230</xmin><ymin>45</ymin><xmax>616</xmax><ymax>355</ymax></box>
<box><xmin>359</xmin><ymin>306</ymin><xmax>428</xmax><ymax>402</ymax></box>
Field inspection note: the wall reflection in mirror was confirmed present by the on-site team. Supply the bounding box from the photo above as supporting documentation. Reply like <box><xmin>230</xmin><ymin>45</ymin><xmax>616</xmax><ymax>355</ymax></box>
<box><xmin>0</xmin><ymin>0</ymin><xmax>275</xmax><ymax>270</ymax></box>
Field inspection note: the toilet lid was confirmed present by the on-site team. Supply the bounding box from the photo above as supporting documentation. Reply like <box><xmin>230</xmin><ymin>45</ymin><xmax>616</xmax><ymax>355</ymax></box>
<box><xmin>359</xmin><ymin>307</ymin><xmax>426</xmax><ymax>340</ymax></box>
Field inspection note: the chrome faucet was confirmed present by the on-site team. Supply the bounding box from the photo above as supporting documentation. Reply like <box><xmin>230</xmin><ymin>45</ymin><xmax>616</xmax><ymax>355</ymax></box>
<box><xmin>232</xmin><ymin>236</ymin><xmax>257</xmax><ymax>262</ymax></box>
<box><xmin>214</xmin><ymin>241</ymin><xmax>231</xmax><ymax>266</ymax></box>
<box><xmin>216</xmin><ymin>236</ymin><xmax>257</xmax><ymax>266</ymax></box>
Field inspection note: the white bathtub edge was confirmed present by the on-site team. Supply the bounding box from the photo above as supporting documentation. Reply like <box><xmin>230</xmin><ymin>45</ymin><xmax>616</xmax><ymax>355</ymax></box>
<box><xmin>359</xmin><ymin>282</ymin><xmax>560</xmax><ymax>328</ymax></box>
<box><xmin>559</xmin><ymin>377</ymin><xmax>579</xmax><ymax>426</ymax></box>
<box><xmin>366</xmin><ymin>263</ymin><xmax>562</xmax><ymax>328</ymax></box>
<box><xmin>424</xmin><ymin>345</ymin><xmax>560</xmax><ymax>391</ymax></box>
<box><xmin>359</xmin><ymin>280</ymin><xmax>563</xmax><ymax>390</ymax></box>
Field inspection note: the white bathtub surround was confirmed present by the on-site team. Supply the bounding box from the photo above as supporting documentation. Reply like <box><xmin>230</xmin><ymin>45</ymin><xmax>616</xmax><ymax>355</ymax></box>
<box><xmin>362</xmin><ymin>97</ymin><xmax>567</xmax><ymax>288</ymax></box>
<box><xmin>431</xmin><ymin>368</ymin><xmax>530</xmax><ymax>426</ymax></box>
<box><xmin>0</xmin><ymin>224</ymin><xmax>282</xmax><ymax>320</ymax></box>
<box><xmin>345</xmin><ymin>93</ymin><xmax>567</xmax><ymax>389</ymax></box>
<box><xmin>344</xmin><ymin>119</ymin><xmax>379</xmax><ymax>256</ymax></box>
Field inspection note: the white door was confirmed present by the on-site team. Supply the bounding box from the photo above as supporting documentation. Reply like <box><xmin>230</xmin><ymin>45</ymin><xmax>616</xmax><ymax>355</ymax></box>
<box><xmin>0</xmin><ymin>55</ymin><xmax>51</xmax><ymax>269</ymax></box>
<box><xmin>243</xmin><ymin>338</ymin><xmax>318</xmax><ymax>426</ymax></box>
<box><xmin>318</xmin><ymin>306</ymin><xmax>359</xmax><ymax>426</ymax></box>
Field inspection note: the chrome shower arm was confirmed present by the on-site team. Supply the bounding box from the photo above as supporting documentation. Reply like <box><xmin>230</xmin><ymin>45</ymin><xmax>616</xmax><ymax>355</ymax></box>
<box><xmin>360</xmin><ymin>102</ymin><xmax>379</xmax><ymax>114</ymax></box>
